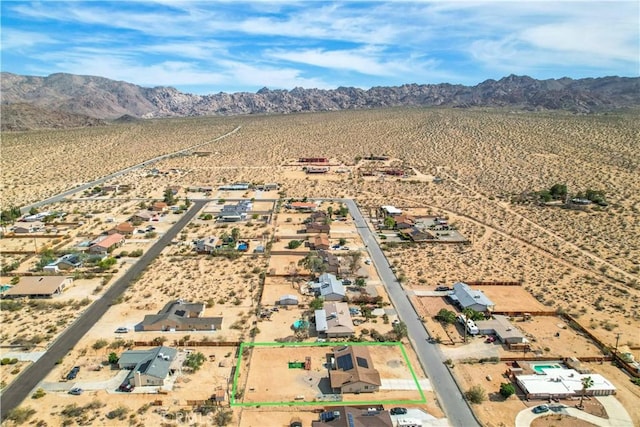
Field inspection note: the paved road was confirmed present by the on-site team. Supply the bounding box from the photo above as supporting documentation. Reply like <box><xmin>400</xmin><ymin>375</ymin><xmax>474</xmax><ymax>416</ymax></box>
<box><xmin>515</xmin><ymin>396</ymin><xmax>633</xmax><ymax>427</ymax></box>
<box><xmin>21</xmin><ymin>126</ymin><xmax>241</xmax><ymax>214</ymax></box>
<box><xmin>343</xmin><ymin>199</ymin><xmax>479</xmax><ymax>427</ymax></box>
<box><xmin>0</xmin><ymin>200</ymin><xmax>206</xmax><ymax>420</ymax></box>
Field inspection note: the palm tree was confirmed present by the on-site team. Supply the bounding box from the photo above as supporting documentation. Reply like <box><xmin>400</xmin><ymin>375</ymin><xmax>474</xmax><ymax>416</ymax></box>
<box><xmin>578</xmin><ymin>376</ymin><xmax>594</xmax><ymax>409</ymax></box>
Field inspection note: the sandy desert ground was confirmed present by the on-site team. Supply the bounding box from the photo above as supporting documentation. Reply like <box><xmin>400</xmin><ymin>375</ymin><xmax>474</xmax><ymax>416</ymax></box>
<box><xmin>1</xmin><ymin>107</ymin><xmax>639</xmax><ymax>426</ymax></box>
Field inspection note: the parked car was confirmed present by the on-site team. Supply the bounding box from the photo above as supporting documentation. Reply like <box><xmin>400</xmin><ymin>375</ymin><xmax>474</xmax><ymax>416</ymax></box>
<box><xmin>485</xmin><ymin>336</ymin><xmax>496</xmax><ymax>343</ymax></box>
<box><xmin>118</xmin><ymin>383</ymin><xmax>134</xmax><ymax>392</ymax></box>
<box><xmin>390</xmin><ymin>407</ymin><xmax>407</xmax><ymax>415</ymax></box>
<box><xmin>342</xmin><ymin>279</ymin><xmax>352</xmax><ymax>285</ymax></box>
<box><xmin>115</xmin><ymin>327</ymin><xmax>128</xmax><ymax>333</ymax></box>
<box><xmin>341</xmin><ymin>246</ymin><xmax>350</xmax><ymax>250</ymax></box>
<box><xmin>532</xmin><ymin>404</ymin><xmax>550</xmax><ymax>414</ymax></box>
<box><xmin>331</xmin><ymin>244</ymin><xmax>341</xmax><ymax>250</ymax></box>
<box><xmin>66</xmin><ymin>366</ymin><xmax>80</xmax><ymax>380</ymax></box>
<box><xmin>435</xmin><ymin>286</ymin><xmax>451</xmax><ymax>291</ymax></box>
<box><xmin>68</xmin><ymin>387</ymin><xmax>83</xmax><ymax>395</ymax></box>
<box><xmin>364</xmin><ymin>259</ymin><xmax>372</xmax><ymax>265</ymax></box>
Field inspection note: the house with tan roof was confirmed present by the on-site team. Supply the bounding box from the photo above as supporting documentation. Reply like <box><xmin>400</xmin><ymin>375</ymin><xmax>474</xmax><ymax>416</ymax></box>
<box><xmin>89</xmin><ymin>233</ymin><xmax>125</xmax><ymax>254</ymax></box>
<box><xmin>312</xmin><ymin>406</ymin><xmax>392</xmax><ymax>427</ymax></box>
<box><xmin>152</xmin><ymin>201</ymin><xmax>168</xmax><ymax>212</ymax></box>
<box><xmin>109</xmin><ymin>222</ymin><xmax>136</xmax><ymax>235</ymax></box>
<box><xmin>311</xmin><ymin>234</ymin><xmax>331</xmax><ymax>250</ymax></box>
<box><xmin>12</xmin><ymin>221</ymin><xmax>45</xmax><ymax>233</ymax></box>
<box><xmin>2</xmin><ymin>276</ymin><xmax>72</xmax><ymax>299</ymax></box>
<box><xmin>289</xmin><ymin>201</ymin><xmax>318</xmax><ymax>212</ymax></box>
<box><xmin>130</xmin><ymin>210</ymin><xmax>154</xmax><ymax>222</ymax></box>
<box><xmin>314</xmin><ymin>302</ymin><xmax>354</xmax><ymax>338</ymax></box>
<box><xmin>329</xmin><ymin>345</ymin><xmax>381</xmax><ymax>394</ymax></box>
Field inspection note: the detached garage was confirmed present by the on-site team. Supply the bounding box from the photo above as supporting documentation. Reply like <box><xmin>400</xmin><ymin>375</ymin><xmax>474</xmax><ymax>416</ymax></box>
<box><xmin>278</xmin><ymin>294</ymin><xmax>299</xmax><ymax>306</ymax></box>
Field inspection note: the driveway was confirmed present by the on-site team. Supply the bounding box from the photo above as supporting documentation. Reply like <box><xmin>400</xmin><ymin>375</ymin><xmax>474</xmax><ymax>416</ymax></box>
<box><xmin>439</xmin><ymin>338</ymin><xmax>500</xmax><ymax>361</ymax></box>
<box><xmin>381</xmin><ymin>378</ymin><xmax>432</xmax><ymax>391</ymax></box>
<box><xmin>39</xmin><ymin>370</ymin><xmax>129</xmax><ymax>392</ymax></box>
<box><xmin>515</xmin><ymin>396</ymin><xmax>633</xmax><ymax>427</ymax></box>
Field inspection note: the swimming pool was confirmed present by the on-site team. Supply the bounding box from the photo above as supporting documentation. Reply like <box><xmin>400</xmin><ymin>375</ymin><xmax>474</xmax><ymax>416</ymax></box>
<box><xmin>531</xmin><ymin>363</ymin><xmax>562</xmax><ymax>374</ymax></box>
<box><xmin>292</xmin><ymin>320</ymin><xmax>309</xmax><ymax>330</ymax></box>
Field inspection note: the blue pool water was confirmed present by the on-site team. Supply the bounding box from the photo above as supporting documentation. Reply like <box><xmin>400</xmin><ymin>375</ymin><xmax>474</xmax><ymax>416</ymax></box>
<box><xmin>532</xmin><ymin>363</ymin><xmax>562</xmax><ymax>374</ymax></box>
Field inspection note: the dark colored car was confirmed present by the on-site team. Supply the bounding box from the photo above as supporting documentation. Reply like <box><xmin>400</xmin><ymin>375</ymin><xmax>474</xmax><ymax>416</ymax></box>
<box><xmin>118</xmin><ymin>383</ymin><xmax>134</xmax><ymax>392</ymax></box>
<box><xmin>342</xmin><ymin>279</ymin><xmax>352</xmax><ymax>285</ymax></box>
<box><xmin>66</xmin><ymin>366</ymin><xmax>80</xmax><ymax>380</ymax></box>
<box><xmin>435</xmin><ymin>286</ymin><xmax>451</xmax><ymax>291</ymax></box>
<box><xmin>290</xmin><ymin>422</ymin><xmax>302</xmax><ymax>427</ymax></box>
<box><xmin>390</xmin><ymin>407</ymin><xmax>407</xmax><ymax>415</ymax></box>
<box><xmin>532</xmin><ymin>404</ymin><xmax>550</xmax><ymax>414</ymax></box>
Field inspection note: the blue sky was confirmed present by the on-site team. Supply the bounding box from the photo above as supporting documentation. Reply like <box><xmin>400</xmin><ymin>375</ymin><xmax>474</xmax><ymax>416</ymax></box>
<box><xmin>1</xmin><ymin>1</ymin><xmax>638</xmax><ymax>94</ymax></box>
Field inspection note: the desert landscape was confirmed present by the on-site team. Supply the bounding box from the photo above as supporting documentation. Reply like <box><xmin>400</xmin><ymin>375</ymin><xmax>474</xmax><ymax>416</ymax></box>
<box><xmin>1</xmin><ymin>107</ymin><xmax>639</xmax><ymax>427</ymax></box>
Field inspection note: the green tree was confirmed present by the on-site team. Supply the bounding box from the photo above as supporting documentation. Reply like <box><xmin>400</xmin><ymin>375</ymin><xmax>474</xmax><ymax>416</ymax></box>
<box><xmin>231</xmin><ymin>227</ymin><xmax>240</xmax><ymax>243</ymax></box>
<box><xmin>549</xmin><ymin>183</ymin><xmax>567</xmax><ymax>200</ymax></box>
<box><xmin>355</xmin><ymin>278</ymin><xmax>366</xmax><ymax>288</ymax></box>
<box><xmin>339</xmin><ymin>238</ymin><xmax>347</xmax><ymax>246</ymax></box>
<box><xmin>184</xmin><ymin>197</ymin><xmax>191</xmax><ymax>208</ymax></box>
<box><xmin>383</xmin><ymin>216</ymin><xmax>396</xmax><ymax>229</ymax></box>
<box><xmin>578</xmin><ymin>376</ymin><xmax>594</xmax><ymax>409</ymax></box>
<box><xmin>435</xmin><ymin>308</ymin><xmax>457</xmax><ymax>324</ymax></box>
<box><xmin>499</xmin><ymin>382</ymin><xmax>516</xmax><ymax>398</ymax></box>
<box><xmin>298</xmin><ymin>251</ymin><xmax>326</xmax><ymax>275</ymax></box>
<box><xmin>327</xmin><ymin>206</ymin><xmax>333</xmax><ymax>218</ymax></box>
<box><xmin>29</xmin><ymin>207</ymin><xmax>39</xmax><ymax>216</ymax></box>
<box><xmin>184</xmin><ymin>352</ymin><xmax>206</xmax><ymax>372</ymax></box>
<box><xmin>1</xmin><ymin>205</ymin><xmax>22</xmax><ymax>224</ymax></box>
<box><xmin>97</xmin><ymin>257</ymin><xmax>117</xmax><ymax>271</ymax></box>
<box><xmin>348</xmin><ymin>251</ymin><xmax>362</xmax><ymax>274</ymax></box>
<box><xmin>287</xmin><ymin>240</ymin><xmax>302</xmax><ymax>249</ymax></box>
<box><xmin>108</xmin><ymin>352</ymin><xmax>119</xmax><ymax>364</ymax></box>
<box><xmin>337</xmin><ymin>204</ymin><xmax>349</xmax><ymax>217</ymax></box>
<box><xmin>163</xmin><ymin>188</ymin><xmax>176</xmax><ymax>205</ymax></box>
<box><xmin>309</xmin><ymin>298</ymin><xmax>324</xmax><ymax>310</ymax></box>
<box><xmin>392</xmin><ymin>321</ymin><xmax>408</xmax><ymax>340</ymax></box>
<box><xmin>465</xmin><ymin>385</ymin><xmax>486</xmax><ymax>404</ymax></box>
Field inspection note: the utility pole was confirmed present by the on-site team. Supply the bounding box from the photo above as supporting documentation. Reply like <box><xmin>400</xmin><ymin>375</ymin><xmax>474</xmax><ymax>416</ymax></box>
<box><xmin>614</xmin><ymin>333</ymin><xmax>622</xmax><ymax>356</ymax></box>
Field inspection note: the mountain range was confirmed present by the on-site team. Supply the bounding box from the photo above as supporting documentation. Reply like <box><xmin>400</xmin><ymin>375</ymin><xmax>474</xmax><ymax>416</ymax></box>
<box><xmin>1</xmin><ymin>72</ymin><xmax>639</xmax><ymax>130</ymax></box>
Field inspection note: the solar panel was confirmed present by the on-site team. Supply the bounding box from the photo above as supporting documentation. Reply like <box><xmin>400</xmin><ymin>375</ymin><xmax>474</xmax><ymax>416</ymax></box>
<box><xmin>336</xmin><ymin>354</ymin><xmax>354</xmax><ymax>371</ymax></box>
<box><xmin>356</xmin><ymin>356</ymin><xmax>369</xmax><ymax>368</ymax></box>
<box><xmin>347</xmin><ymin>413</ymin><xmax>355</xmax><ymax>427</ymax></box>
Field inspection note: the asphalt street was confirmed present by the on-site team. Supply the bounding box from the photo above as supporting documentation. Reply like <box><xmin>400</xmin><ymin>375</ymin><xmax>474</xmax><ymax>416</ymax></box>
<box><xmin>0</xmin><ymin>200</ymin><xmax>207</xmax><ymax>419</ymax></box>
<box><xmin>343</xmin><ymin>199</ymin><xmax>479</xmax><ymax>427</ymax></box>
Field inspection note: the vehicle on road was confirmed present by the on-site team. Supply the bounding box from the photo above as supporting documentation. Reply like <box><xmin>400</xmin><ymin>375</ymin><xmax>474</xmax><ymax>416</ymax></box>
<box><xmin>390</xmin><ymin>407</ymin><xmax>407</xmax><ymax>415</ymax></box>
<box><xmin>66</xmin><ymin>366</ymin><xmax>80</xmax><ymax>380</ymax></box>
<box><xmin>115</xmin><ymin>327</ymin><xmax>128</xmax><ymax>333</ymax></box>
<box><xmin>68</xmin><ymin>387</ymin><xmax>83</xmax><ymax>395</ymax></box>
<box><xmin>532</xmin><ymin>404</ymin><xmax>550</xmax><ymax>414</ymax></box>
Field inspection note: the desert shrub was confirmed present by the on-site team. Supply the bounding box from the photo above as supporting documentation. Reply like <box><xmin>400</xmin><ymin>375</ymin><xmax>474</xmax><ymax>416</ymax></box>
<box><xmin>6</xmin><ymin>406</ymin><xmax>36</xmax><ymax>424</ymax></box>
<box><xmin>287</xmin><ymin>240</ymin><xmax>302</xmax><ymax>249</ymax></box>
<box><xmin>31</xmin><ymin>388</ymin><xmax>46</xmax><ymax>399</ymax></box>
<box><xmin>500</xmin><ymin>382</ymin><xmax>516</xmax><ymax>398</ymax></box>
<box><xmin>106</xmin><ymin>406</ymin><xmax>129</xmax><ymax>420</ymax></box>
<box><xmin>92</xmin><ymin>339</ymin><xmax>108</xmax><ymax>350</ymax></box>
<box><xmin>435</xmin><ymin>308</ymin><xmax>456</xmax><ymax>324</ymax></box>
<box><xmin>465</xmin><ymin>385</ymin><xmax>486</xmax><ymax>404</ymax></box>
<box><xmin>129</xmin><ymin>249</ymin><xmax>144</xmax><ymax>257</ymax></box>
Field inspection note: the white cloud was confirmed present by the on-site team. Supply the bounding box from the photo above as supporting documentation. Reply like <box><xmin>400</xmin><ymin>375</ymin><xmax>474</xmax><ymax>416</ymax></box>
<box><xmin>0</xmin><ymin>29</ymin><xmax>58</xmax><ymax>50</ymax></box>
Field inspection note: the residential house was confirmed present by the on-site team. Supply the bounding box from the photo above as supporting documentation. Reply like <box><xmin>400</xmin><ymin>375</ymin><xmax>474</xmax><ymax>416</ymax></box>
<box><xmin>2</xmin><ymin>276</ymin><xmax>71</xmax><ymax>299</ymax></box>
<box><xmin>312</xmin><ymin>407</ymin><xmax>392</xmax><ymax>427</ymax></box>
<box><xmin>43</xmin><ymin>254</ymin><xmax>83</xmax><ymax>272</ymax></box>
<box><xmin>317</xmin><ymin>249</ymin><xmax>346</xmax><ymax>276</ymax></box>
<box><xmin>448</xmin><ymin>282</ymin><xmax>495</xmax><ymax>312</ymax></box>
<box><xmin>109</xmin><ymin>222</ymin><xmax>136</xmax><ymax>235</ymax></box>
<box><xmin>130</xmin><ymin>210</ymin><xmax>154</xmax><ymax>223</ymax></box>
<box><xmin>152</xmin><ymin>202</ymin><xmax>168</xmax><ymax>212</ymax></box>
<box><xmin>398</xmin><ymin>227</ymin><xmax>434</xmax><ymax>242</ymax></box>
<box><xmin>314</xmin><ymin>302</ymin><xmax>355</xmax><ymax>338</ymax></box>
<box><xmin>218</xmin><ymin>183</ymin><xmax>250</xmax><ymax>191</ymax></box>
<box><xmin>118</xmin><ymin>346</ymin><xmax>178</xmax><ymax>387</ymax></box>
<box><xmin>140</xmin><ymin>299</ymin><xmax>223</xmax><ymax>331</ymax></box>
<box><xmin>311</xmin><ymin>234</ymin><xmax>331</xmax><ymax>250</ymax></box>
<box><xmin>475</xmin><ymin>315</ymin><xmax>526</xmax><ymax>344</ymax></box>
<box><xmin>305</xmin><ymin>166</ymin><xmax>330</xmax><ymax>174</ymax></box>
<box><xmin>277</xmin><ymin>294</ymin><xmax>299</xmax><ymax>306</ymax></box>
<box><xmin>195</xmin><ymin>237</ymin><xmax>217</xmax><ymax>254</ymax></box>
<box><xmin>217</xmin><ymin>201</ymin><xmax>251</xmax><ymax>222</ymax></box>
<box><xmin>255</xmin><ymin>183</ymin><xmax>279</xmax><ymax>191</ymax></box>
<box><xmin>89</xmin><ymin>233</ymin><xmax>125</xmax><ymax>254</ymax></box>
<box><xmin>312</xmin><ymin>273</ymin><xmax>345</xmax><ymax>301</ymax></box>
<box><xmin>329</xmin><ymin>345</ymin><xmax>381</xmax><ymax>394</ymax></box>
<box><xmin>380</xmin><ymin>206</ymin><xmax>402</xmax><ymax>216</ymax></box>
<box><xmin>394</xmin><ymin>214</ymin><xmax>415</xmax><ymax>229</ymax></box>
<box><xmin>305</xmin><ymin>222</ymin><xmax>331</xmax><ymax>234</ymax></box>
<box><xmin>515</xmin><ymin>367</ymin><xmax>615</xmax><ymax>400</ymax></box>
<box><xmin>13</xmin><ymin>221</ymin><xmax>45</xmax><ymax>233</ymax></box>
<box><xmin>299</xmin><ymin>157</ymin><xmax>328</xmax><ymax>163</ymax></box>
<box><xmin>307</xmin><ymin>211</ymin><xmax>328</xmax><ymax>222</ymax></box>
<box><xmin>289</xmin><ymin>202</ymin><xmax>318</xmax><ymax>212</ymax></box>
